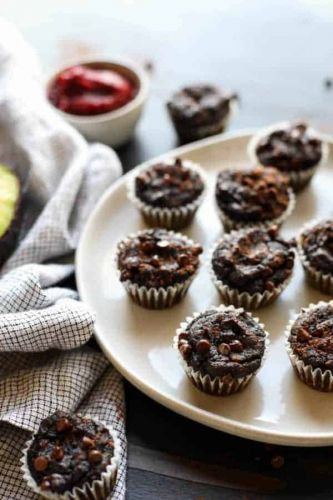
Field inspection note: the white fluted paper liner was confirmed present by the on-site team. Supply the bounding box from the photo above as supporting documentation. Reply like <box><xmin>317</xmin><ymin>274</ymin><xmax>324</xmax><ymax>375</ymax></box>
<box><xmin>285</xmin><ymin>301</ymin><xmax>333</xmax><ymax>392</ymax></box>
<box><xmin>247</xmin><ymin>121</ymin><xmax>329</xmax><ymax>191</ymax></box>
<box><xmin>173</xmin><ymin>304</ymin><xmax>270</xmax><ymax>396</ymax></box>
<box><xmin>115</xmin><ymin>229</ymin><xmax>201</xmax><ymax>309</ymax></box>
<box><xmin>297</xmin><ymin>219</ymin><xmax>333</xmax><ymax>295</ymax></box>
<box><xmin>21</xmin><ymin>416</ymin><xmax>120</xmax><ymax>500</ymax></box>
<box><xmin>216</xmin><ymin>187</ymin><xmax>295</xmax><ymax>233</ymax></box>
<box><xmin>208</xmin><ymin>233</ymin><xmax>294</xmax><ymax>309</ymax></box>
<box><xmin>127</xmin><ymin>158</ymin><xmax>207</xmax><ymax>229</ymax></box>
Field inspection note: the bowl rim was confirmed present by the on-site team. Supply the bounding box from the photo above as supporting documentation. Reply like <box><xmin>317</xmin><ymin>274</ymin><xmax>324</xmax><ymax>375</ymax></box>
<box><xmin>45</xmin><ymin>57</ymin><xmax>149</xmax><ymax>123</ymax></box>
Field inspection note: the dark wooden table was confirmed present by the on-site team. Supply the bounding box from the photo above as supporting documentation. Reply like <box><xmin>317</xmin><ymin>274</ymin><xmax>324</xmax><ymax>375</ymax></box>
<box><xmin>6</xmin><ymin>0</ymin><xmax>333</xmax><ymax>497</ymax></box>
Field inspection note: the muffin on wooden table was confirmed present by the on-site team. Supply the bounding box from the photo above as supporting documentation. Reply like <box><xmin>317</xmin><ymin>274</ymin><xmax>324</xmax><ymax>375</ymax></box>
<box><xmin>286</xmin><ymin>301</ymin><xmax>333</xmax><ymax>391</ymax></box>
<box><xmin>298</xmin><ymin>219</ymin><xmax>333</xmax><ymax>295</ymax></box>
<box><xmin>116</xmin><ymin>228</ymin><xmax>202</xmax><ymax>309</ymax></box>
<box><xmin>174</xmin><ymin>304</ymin><xmax>268</xmax><ymax>396</ymax></box>
<box><xmin>248</xmin><ymin>121</ymin><xmax>328</xmax><ymax>191</ymax></box>
<box><xmin>128</xmin><ymin>157</ymin><xmax>206</xmax><ymax>229</ymax></box>
<box><xmin>215</xmin><ymin>165</ymin><xmax>295</xmax><ymax>231</ymax></box>
<box><xmin>210</xmin><ymin>225</ymin><xmax>295</xmax><ymax>309</ymax></box>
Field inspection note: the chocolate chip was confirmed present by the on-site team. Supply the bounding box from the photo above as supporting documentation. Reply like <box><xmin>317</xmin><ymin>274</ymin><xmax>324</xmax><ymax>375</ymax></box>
<box><xmin>82</xmin><ymin>436</ymin><xmax>95</xmax><ymax>449</ymax></box>
<box><xmin>33</xmin><ymin>455</ymin><xmax>49</xmax><ymax>471</ymax></box>
<box><xmin>196</xmin><ymin>339</ymin><xmax>211</xmax><ymax>354</ymax></box>
<box><xmin>88</xmin><ymin>449</ymin><xmax>102</xmax><ymax>464</ymax></box>
<box><xmin>230</xmin><ymin>353</ymin><xmax>243</xmax><ymax>362</ymax></box>
<box><xmin>178</xmin><ymin>332</ymin><xmax>189</xmax><ymax>341</ymax></box>
<box><xmin>56</xmin><ymin>417</ymin><xmax>73</xmax><ymax>433</ymax></box>
<box><xmin>178</xmin><ymin>254</ymin><xmax>189</xmax><ymax>266</ymax></box>
<box><xmin>51</xmin><ymin>446</ymin><xmax>64</xmax><ymax>461</ymax></box>
<box><xmin>230</xmin><ymin>340</ymin><xmax>243</xmax><ymax>352</ymax></box>
<box><xmin>179</xmin><ymin>343</ymin><xmax>192</xmax><ymax>358</ymax></box>
<box><xmin>218</xmin><ymin>343</ymin><xmax>231</xmax><ymax>355</ymax></box>
<box><xmin>297</xmin><ymin>328</ymin><xmax>311</xmax><ymax>342</ymax></box>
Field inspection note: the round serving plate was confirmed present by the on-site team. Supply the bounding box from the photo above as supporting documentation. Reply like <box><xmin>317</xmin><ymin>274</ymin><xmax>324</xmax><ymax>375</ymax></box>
<box><xmin>76</xmin><ymin>130</ymin><xmax>333</xmax><ymax>446</ymax></box>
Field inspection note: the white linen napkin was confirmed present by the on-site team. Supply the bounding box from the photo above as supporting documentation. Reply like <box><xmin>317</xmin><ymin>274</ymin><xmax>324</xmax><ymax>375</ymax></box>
<box><xmin>0</xmin><ymin>17</ymin><xmax>126</xmax><ymax>500</ymax></box>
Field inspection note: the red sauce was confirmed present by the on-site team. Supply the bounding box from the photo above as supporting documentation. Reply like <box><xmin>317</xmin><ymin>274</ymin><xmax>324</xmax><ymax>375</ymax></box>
<box><xmin>48</xmin><ymin>64</ymin><xmax>136</xmax><ymax>116</ymax></box>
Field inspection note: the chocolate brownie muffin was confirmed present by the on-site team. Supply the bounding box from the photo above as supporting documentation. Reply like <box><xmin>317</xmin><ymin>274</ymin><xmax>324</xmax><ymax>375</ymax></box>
<box><xmin>211</xmin><ymin>226</ymin><xmax>295</xmax><ymax>308</ymax></box>
<box><xmin>167</xmin><ymin>84</ymin><xmax>237</xmax><ymax>143</ymax></box>
<box><xmin>215</xmin><ymin>166</ymin><xmax>295</xmax><ymax>231</ymax></box>
<box><xmin>175</xmin><ymin>305</ymin><xmax>267</xmax><ymax>395</ymax></box>
<box><xmin>117</xmin><ymin>228</ymin><xmax>202</xmax><ymax>308</ymax></box>
<box><xmin>248</xmin><ymin>122</ymin><xmax>327</xmax><ymax>190</ymax></box>
<box><xmin>23</xmin><ymin>412</ymin><xmax>119</xmax><ymax>499</ymax></box>
<box><xmin>129</xmin><ymin>158</ymin><xmax>206</xmax><ymax>229</ymax></box>
<box><xmin>286</xmin><ymin>301</ymin><xmax>333</xmax><ymax>391</ymax></box>
<box><xmin>298</xmin><ymin>219</ymin><xmax>333</xmax><ymax>294</ymax></box>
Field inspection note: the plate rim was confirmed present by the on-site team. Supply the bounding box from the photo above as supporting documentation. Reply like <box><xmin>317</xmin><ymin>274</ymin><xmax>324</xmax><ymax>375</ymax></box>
<box><xmin>76</xmin><ymin>128</ymin><xmax>333</xmax><ymax>447</ymax></box>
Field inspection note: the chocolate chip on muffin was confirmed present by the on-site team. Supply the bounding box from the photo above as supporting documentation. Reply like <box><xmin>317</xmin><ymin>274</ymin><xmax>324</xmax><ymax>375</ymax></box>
<box><xmin>215</xmin><ymin>166</ymin><xmax>294</xmax><ymax>230</ymax></box>
<box><xmin>167</xmin><ymin>84</ymin><xmax>237</xmax><ymax>143</ymax></box>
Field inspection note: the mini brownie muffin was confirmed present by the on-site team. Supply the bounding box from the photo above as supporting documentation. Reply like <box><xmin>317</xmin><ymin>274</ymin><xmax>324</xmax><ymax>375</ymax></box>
<box><xmin>116</xmin><ymin>228</ymin><xmax>203</xmax><ymax>309</ymax></box>
<box><xmin>248</xmin><ymin>122</ymin><xmax>328</xmax><ymax>190</ymax></box>
<box><xmin>298</xmin><ymin>219</ymin><xmax>333</xmax><ymax>294</ymax></box>
<box><xmin>210</xmin><ymin>226</ymin><xmax>295</xmax><ymax>308</ymax></box>
<box><xmin>128</xmin><ymin>157</ymin><xmax>206</xmax><ymax>229</ymax></box>
<box><xmin>174</xmin><ymin>305</ymin><xmax>268</xmax><ymax>395</ymax></box>
<box><xmin>286</xmin><ymin>301</ymin><xmax>333</xmax><ymax>391</ymax></box>
<box><xmin>215</xmin><ymin>166</ymin><xmax>295</xmax><ymax>231</ymax></box>
<box><xmin>167</xmin><ymin>84</ymin><xmax>237</xmax><ymax>143</ymax></box>
<box><xmin>22</xmin><ymin>412</ymin><xmax>119</xmax><ymax>499</ymax></box>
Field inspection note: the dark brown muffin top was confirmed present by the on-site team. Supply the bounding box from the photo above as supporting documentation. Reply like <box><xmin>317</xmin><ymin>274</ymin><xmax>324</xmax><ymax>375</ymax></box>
<box><xmin>255</xmin><ymin>122</ymin><xmax>322</xmax><ymax>172</ymax></box>
<box><xmin>117</xmin><ymin>228</ymin><xmax>202</xmax><ymax>289</ymax></box>
<box><xmin>167</xmin><ymin>85</ymin><xmax>235</xmax><ymax>126</ymax></box>
<box><xmin>300</xmin><ymin>219</ymin><xmax>333</xmax><ymax>275</ymax></box>
<box><xmin>27</xmin><ymin>412</ymin><xmax>115</xmax><ymax>494</ymax></box>
<box><xmin>178</xmin><ymin>308</ymin><xmax>266</xmax><ymax>378</ymax></box>
<box><xmin>289</xmin><ymin>303</ymin><xmax>333</xmax><ymax>372</ymax></box>
<box><xmin>212</xmin><ymin>226</ymin><xmax>295</xmax><ymax>294</ymax></box>
<box><xmin>134</xmin><ymin>158</ymin><xmax>204</xmax><ymax>208</ymax></box>
<box><xmin>215</xmin><ymin>166</ymin><xmax>291</xmax><ymax>223</ymax></box>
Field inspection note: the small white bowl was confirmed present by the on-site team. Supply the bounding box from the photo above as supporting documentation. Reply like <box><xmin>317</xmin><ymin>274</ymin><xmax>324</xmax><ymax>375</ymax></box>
<box><xmin>46</xmin><ymin>58</ymin><xmax>149</xmax><ymax>147</ymax></box>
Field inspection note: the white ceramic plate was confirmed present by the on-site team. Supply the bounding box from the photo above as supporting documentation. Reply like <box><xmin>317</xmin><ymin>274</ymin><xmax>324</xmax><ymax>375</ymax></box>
<box><xmin>76</xmin><ymin>130</ymin><xmax>333</xmax><ymax>447</ymax></box>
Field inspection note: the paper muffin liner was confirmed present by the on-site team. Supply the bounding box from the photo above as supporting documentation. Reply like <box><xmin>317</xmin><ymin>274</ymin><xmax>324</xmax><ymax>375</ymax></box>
<box><xmin>208</xmin><ymin>233</ymin><xmax>294</xmax><ymax>309</ymax></box>
<box><xmin>285</xmin><ymin>301</ymin><xmax>333</xmax><ymax>392</ymax></box>
<box><xmin>128</xmin><ymin>158</ymin><xmax>207</xmax><ymax>230</ymax></box>
<box><xmin>115</xmin><ymin>229</ymin><xmax>200</xmax><ymax>309</ymax></box>
<box><xmin>173</xmin><ymin>304</ymin><xmax>269</xmax><ymax>396</ymax></box>
<box><xmin>168</xmin><ymin>96</ymin><xmax>238</xmax><ymax>143</ymax></box>
<box><xmin>21</xmin><ymin>416</ymin><xmax>120</xmax><ymax>500</ymax></box>
<box><xmin>297</xmin><ymin>219</ymin><xmax>333</xmax><ymax>295</ymax></box>
<box><xmin>247</xmin><ymin>121</ymin><xmax>329</xmax><ymax>191</ymax></box>
<box><xmin>216</xmin><ymin>187</ymin><xmax>295</xmax><ymax>232</ymax></box>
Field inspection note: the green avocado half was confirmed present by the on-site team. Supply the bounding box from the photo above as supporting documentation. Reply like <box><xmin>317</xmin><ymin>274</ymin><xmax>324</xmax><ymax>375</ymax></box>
<box><xmin>0</xmin><ymin>164</ymin><xmax>21</xmax><ymax>267</ymax></box>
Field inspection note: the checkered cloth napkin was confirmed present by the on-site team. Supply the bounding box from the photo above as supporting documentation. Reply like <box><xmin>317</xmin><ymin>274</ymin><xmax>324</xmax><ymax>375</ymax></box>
<box><xmin>0</xmin><ymin>18</ymin><xmax>126</xmax><ymax>500</ymax></box>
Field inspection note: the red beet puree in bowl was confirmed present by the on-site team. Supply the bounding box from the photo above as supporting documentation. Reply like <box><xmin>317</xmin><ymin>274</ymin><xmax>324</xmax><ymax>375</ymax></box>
<box><xmin>48</xmin><ymin>64</ymin><xmax>137</xmax><ymax>116</ymax></box>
